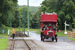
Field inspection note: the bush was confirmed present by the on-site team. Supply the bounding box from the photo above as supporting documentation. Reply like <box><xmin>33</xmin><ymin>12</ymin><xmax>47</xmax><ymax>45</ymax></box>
<box><xmin>0</xmin><ymin>25</ymin><xmax>8</xmax><ymax>34</ymax></box>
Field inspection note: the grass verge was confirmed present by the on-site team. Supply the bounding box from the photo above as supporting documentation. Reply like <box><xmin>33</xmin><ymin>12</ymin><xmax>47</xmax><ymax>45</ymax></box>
<box><xmin>0</xmin><ymin>25</ymin><xmax>40</xmax><ymax>37</ymax></box>
<box><xmin>0</xmin><ymin>38</ymin><xmax>8</xmax><ymax>50</ymax></box>
<box><xmin>35</xmin><ymin>29</ymin><xmax>70</xmax><ymax>37</ymax></box>
<box><xmin>36</xmin><ymin>30</ymin><xmax>68</xmax><ymax>36</ymax></box>
<box><xmin>56</xmin><ymin>30</ymin><xmax>67</xmax><ymax>36</ymax></box>
<box><xmin>36</xmin><ymin>29</ymin><xmax>40</xmax><ymax>34</ymax></box>
<box><xmin>7</xmin><ymin>27</ymin><xmax>40</xmax><ymax>36</ymax></box>
<box><xmin>0</xmin><ymin>34</ymin><xmax>9</xmax><ymax>37</ymax></box>
<box><xmin>0</xmin><ymin>24</ymin><xmax>8</xmax><ymax>37</ymax></box>
<box><xmin>67</xmin><ymin>37</ymin><xmax>75</xmax><ymax>42</ymax></box>
<box><xmin>0</xmin><ymin>25</ymin><xmax>69</xmax><ymax>37</ymax></box>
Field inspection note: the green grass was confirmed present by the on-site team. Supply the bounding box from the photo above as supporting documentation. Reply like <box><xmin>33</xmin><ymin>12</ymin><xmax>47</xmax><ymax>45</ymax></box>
<box><xmin>0</xmin><ymin>25</ymin><xmax>8</xmax><ymax>37</ymax></box>
<box><xmin>35</xmin><ymin>29</ymin><xmax>69</xmax><ymax>36</ymax></box>
<box><xmin>0</xmin><ymin>24</ymin><xmax>41</xmax><ymax>37</ymax></box>
<box><xmin>56</xmin><ymin>30</ymin><xmax>67</xmax><ymax>36</ymax></box>
<box><xmin>0</xmin><ymin>25</ymin><xmax>39</xmax><ymax>50</ymax></box>
<box><xmin>0</xmin><ymin>34</ymin><xmax>9</xmax><ymax>37</ymax></box>
<box><xmin>35</xmin><ymin>29</ymin><xmax>40</xmax><ymax>34</ymax></box>
<box><xmin>35</xmin><ymin>29</ymin><xmax>68</xmax><ymax>37</ymax></box>
<box><xmin>0</xmin><ymin>25</ymin><xmax>8</xmax><ymax>34</ymax></box>
<box><xmin>2</xmin><ymin>26</ymin><xmax>40</xmax><ymax>36</ymax></box>
<box><xmin>0</xmin><ymin>38</ymin><xmax>8</xmax><ymax>50</ymax></box>
<box><xmin>0</xmin><ymin>25</ymin><xmax>70</xmax><ymax>37</ymax></box>
<box><xmin>36</xmin><ymin>30</ymin><xmax>68</xmax><ymax>36</ymax></box>
<box><xmin>67</xmin><ymin>37</ymin><xmax>75</xmax><ymax>42</ymax></box>
<box><xmin>0</xmin><ymin>26</ymin><xmax>69</xmax><ymax>37</ymax></box>
<box><xmin>0</xmin><ymin>25</ymin><xmax>40</xmax><ymax>37</ymax></box>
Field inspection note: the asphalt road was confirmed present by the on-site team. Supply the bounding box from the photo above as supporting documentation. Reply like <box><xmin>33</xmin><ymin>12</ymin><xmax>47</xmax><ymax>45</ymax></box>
<box><xmin>24</xmin><ymin>31</ymin><xmax>75</xmax><ymax>50</ymax></box>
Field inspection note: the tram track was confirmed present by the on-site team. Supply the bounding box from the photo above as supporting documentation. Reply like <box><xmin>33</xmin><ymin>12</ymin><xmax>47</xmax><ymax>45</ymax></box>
<box><xmin>7</xmin><ymin>31</ymin><xmax>75</xmax><ymax>50</ymax></box>
<box><xmin>7</xmin><ymin>31</ymin><xmax>43</xmax><ymax>50</ymax></box>
<box><xmin>7</xmin><ymin>39</ymin><xmax>43</xmax><ymax>50</ymax></box>
<box><xmin>11</xmin><ymin>31</ymin><xmax>28</xmax><ymax>37</ymax></box>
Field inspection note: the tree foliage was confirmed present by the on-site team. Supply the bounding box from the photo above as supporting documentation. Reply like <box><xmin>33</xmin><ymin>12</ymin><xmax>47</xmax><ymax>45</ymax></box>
<box><xmin>0</xmin><ymin>0</ymin><xmax>18</xmax><ymax>26</ymax></box>
<box><xmin>0</xmin><ymin>0</ymin><xmax>34</xmax><ymax>28</ymax></box>
<box><xmin>34</xmin><ymin>0</ymin><xmax>75</xmax><ymax>29</ymax></box>
<box><xmin>31</xmin><ymin>10</ymin><xmax>41</xmax><ymax>28</ymax></box>
<box><xmin>1</xmin><ymin>0</ymin><xmax>75</xmax><ymax>30</ymax></box>
<box><xmin>19</xmin><ymin>6</ymin><xmax>33</xmax><ymax>28</ymax></box>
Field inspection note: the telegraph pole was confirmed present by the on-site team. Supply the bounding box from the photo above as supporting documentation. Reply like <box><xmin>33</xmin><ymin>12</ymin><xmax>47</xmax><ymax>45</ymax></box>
<box><xmin>10</xmin><ymin>13</ymin><xmax>12</xmax><ymax>30</ymax></box>
<box><xmin>19</xmin><ymin>16</ymin><xmax>20</xmax><ymax>31</ymax></box>
<box><xmin>10</xmin><ymin>16</ymin><xmax>11</xmax><ymax>29</ymax></box>
<box><xmin>27</xmin><ymin>0</ymin><xmax>29</xmax><ymax>36</ymax></box>
<box><xmin>24</xmin><ymin>7</ymin><xmax>25</xmax><ymax>34</ymax></box>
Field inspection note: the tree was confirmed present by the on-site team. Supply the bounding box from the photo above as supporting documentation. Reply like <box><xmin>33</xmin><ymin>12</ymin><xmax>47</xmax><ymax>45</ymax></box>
<box><xmin>31</xmin><ymin>10</ymin><xmax>41</xmax><ymax>28</ymax></box>
<box><xmin>20</xmin><ymin>6</ymin><xmax>33</xmax><ymax>28</ymax></box>
<box><xmin>0</xmin><ymin>0</ymin><xmax>18</xmax><ymax>27</ymax></box>
<box><xmin>38</xmin><ymin>0</ymin><xmax>75</xmax><ymax>29</ymax></box>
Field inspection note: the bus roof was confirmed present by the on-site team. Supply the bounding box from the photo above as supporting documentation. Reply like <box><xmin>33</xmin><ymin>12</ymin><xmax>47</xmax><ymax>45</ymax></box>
<box><xmin>40</xmin><ymin>14</ymin><xmax>57</xmax><ymax>22</ymax></box>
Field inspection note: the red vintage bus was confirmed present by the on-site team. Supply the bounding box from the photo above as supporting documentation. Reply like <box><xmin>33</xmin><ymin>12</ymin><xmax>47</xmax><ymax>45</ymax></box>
<box><xmin>40</xmin><ymin>12</ymin><xmax>57</xmax><ymax>42</ymax></box>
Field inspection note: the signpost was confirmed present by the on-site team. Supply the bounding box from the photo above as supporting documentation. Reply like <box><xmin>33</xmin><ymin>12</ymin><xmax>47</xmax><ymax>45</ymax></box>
<box><xmin>64</xmin><ymin>21</ymin><xmax>69</xmax><ymax>34</ymax></box>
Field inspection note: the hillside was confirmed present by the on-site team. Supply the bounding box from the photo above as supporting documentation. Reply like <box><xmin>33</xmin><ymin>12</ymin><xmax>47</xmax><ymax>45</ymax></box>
<box><xmin>29</xmin><ymin>6</ymin><xmax>39</xmax><ymax>14</ymax></box>
<box><xmin>19</xmin><ymin>5</ymin><xmax>40</xmax><ymax>14</ymax></box>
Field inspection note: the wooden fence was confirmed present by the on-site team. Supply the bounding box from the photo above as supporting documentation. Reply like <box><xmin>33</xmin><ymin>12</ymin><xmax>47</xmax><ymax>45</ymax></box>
<box><xmin>68</xmin><ymin>29</ymin><xmax>75</xmax><ymax>38</ymax></box>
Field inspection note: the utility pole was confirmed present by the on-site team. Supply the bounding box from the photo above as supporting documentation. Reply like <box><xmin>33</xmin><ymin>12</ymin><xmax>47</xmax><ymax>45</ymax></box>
<box><xmin>27</xmin><ymin>0</ymin><xmax>29</xmax><ymax>36</ymax></box>
<box><xmin>24</xmin><ymin>7</ymin><xmax>25</xmax><ymax>34</ymax></box>
<box><xmin>22</xmin><ymin>9</ymin><xmax>24</xmax><ymax>32</ymax></box>
<box><xmin>10</xmin><ymin>15</ymin><xmax>12</xmax><ymax>30</ymax></box>
<box><xmin>19</xmin><ymin>16</ymin><xmax>20</xmax><ymax>31</ymax></box>
<box><xmin>22</xmin><ymin>15</ymin><xmax>23</xmax><ymax>32</ymax></box>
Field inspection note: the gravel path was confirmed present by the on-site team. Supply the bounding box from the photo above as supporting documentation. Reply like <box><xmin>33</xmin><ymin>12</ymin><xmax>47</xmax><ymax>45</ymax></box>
<box><xmin>14</xmin><ymin>40</ymin><xmax>29</xmax><ymax>50</ymax></box>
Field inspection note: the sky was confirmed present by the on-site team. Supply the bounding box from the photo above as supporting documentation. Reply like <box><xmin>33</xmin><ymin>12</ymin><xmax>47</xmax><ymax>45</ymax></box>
<box><xmin>18</xmin><ymin>0</ymin><xmax>44</xmax><ymax>6</ymax></box>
